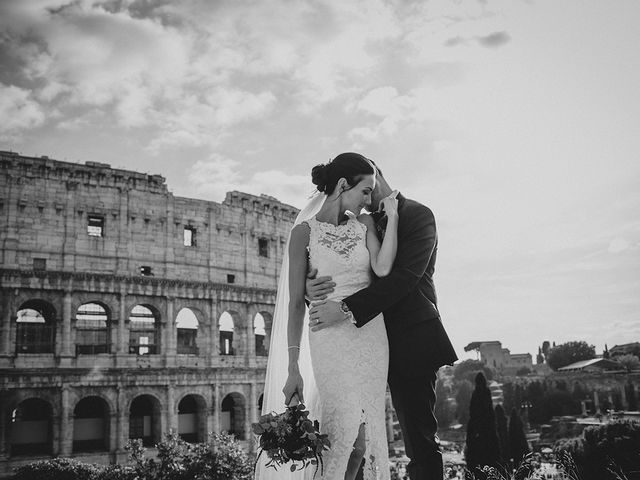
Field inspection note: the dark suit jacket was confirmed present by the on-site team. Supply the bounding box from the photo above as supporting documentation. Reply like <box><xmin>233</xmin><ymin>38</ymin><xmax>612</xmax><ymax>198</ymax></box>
<box><xmin>343</xmin><ymin>193</ymin><xmax>458</xmax><ymax>376</ymax></box>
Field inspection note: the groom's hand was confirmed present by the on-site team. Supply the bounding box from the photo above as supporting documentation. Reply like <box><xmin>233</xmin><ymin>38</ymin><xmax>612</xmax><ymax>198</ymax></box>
<box><xmin>305</xmin><ymin>268</ymin><xmax>335</xmax><ymax>302</ymax></box>
<box><xmin>309</xmin><ymin>300</ymin><xmax>345</xmax><ymax>331</ymax></box>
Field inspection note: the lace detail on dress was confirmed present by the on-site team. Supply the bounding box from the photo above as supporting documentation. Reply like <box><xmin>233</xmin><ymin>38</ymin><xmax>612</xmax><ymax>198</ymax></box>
<box><xmin>305</xmin><ymin>215</ymin><xmax>390</xmax><ymax>480</ymax></box>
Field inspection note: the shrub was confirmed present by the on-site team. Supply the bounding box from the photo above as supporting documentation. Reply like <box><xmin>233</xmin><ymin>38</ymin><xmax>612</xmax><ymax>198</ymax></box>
<box><xmin>554</xmin><ymin>420</ymin><xmax>640</xmax><ymax>480</ymax></box>
<box><xmin>127</xmin><ymin>431</ymin><xmax>253</xmax><ymax>480</ymax></box>
<box><xmin>12</xmin><ymin>457</ymin><xmax>103</xmax><ymax>480</ymax></box>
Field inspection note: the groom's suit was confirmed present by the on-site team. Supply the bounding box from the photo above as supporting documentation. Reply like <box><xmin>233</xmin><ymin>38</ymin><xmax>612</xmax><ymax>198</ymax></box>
<box><xmin>343</xmin><ymin>193</ymin><xmax>457</xmax><ymax>480</ymax></box>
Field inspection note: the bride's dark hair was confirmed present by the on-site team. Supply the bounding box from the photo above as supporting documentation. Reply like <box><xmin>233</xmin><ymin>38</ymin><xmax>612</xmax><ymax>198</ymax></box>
<box><xmin>311</xmin><ymin>152</ymin><xmax>375</xmax><ymax>194</ymax></box>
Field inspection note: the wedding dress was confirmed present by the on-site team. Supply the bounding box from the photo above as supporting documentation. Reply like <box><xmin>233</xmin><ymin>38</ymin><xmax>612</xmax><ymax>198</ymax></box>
<box><xmin>304</xmin><ymin>214</ymin><xmax>390</xmax><ymax>480</ymax></box>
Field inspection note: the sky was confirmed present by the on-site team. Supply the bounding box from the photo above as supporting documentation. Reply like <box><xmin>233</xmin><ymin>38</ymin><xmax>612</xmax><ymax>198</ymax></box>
<box><xmin>1</xmin><ymin>0</ymin><xmax>639</xmax><ymax>361</ymax></box>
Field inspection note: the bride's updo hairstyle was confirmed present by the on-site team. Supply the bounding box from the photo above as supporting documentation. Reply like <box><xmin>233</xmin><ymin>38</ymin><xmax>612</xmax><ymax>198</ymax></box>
<box><xmin>311</xmin><ymin>152</ymin><xmax>375</xmax><ymax>195</ymax></box>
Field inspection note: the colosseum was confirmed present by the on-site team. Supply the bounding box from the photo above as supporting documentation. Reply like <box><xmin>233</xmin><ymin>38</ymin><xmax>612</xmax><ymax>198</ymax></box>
<box><xmin>0</xmin><ymin>151</ymin><xmax>302</xmax><ymax>476</ymax></box>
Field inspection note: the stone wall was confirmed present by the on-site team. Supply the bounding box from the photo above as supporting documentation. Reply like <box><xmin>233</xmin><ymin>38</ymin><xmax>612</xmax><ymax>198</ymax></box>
<box><xmin>0</xmin><ymin>152</ymin><xmax>299</xmax><ymax>477</ymax></box>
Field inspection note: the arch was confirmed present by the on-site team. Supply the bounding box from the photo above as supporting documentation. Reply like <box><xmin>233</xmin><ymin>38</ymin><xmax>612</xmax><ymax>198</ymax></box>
<box><xmin>220</xmin><ymin>392</ymin><xmax>246</xmax><ymax>440</ymax></box>
<box><xmin>9</xmin><ymin>398</ymin><xmax>53</xmax><ymax>456</ymax></box>
<box><xmin>218</xmin><ymin>311</ymin><xmax>235</xmax><ymax>356</ymax></box>
<box><xmin>176</xmin><ymin>308</ymin><xmax>199</xmax><ymax>355</ymax></box>
<box><xmin>75</xmin><ymin>302</ymin><xmax>110</xmax><ymax>355</ymax></box>
<box><xmin>177</xmin><ymin>394</ymin><xmax>207</xmax><ymax>443</ymax></box>
<box><xmin>15</xmin><ymin>299</ymin><xmax>57</xmax><ymax>354</ymax></box>
<box><xmin>254</xmin><ymin>313</ymin><xmax>267</xmax><ymax>356</ymax></box>
<box><xmin>129</xmin><ymin>304</ymin><xmax>160</xmax><ymax>355</ymax></box>
<box><xmin>73</xmin><ymin>396</ymin><xmax>110</xmax><ymax>452</ymax></box>
<box><xmin>129</xmin><ymin>394</ymin><xmax>162</xmax><ymax>446</ymax></box>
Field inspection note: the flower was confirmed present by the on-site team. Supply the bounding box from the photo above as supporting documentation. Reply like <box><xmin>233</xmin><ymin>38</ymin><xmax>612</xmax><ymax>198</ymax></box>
<box><xmin>253</xmin><ymin>404</ymin><xmax>331</xmax><ymax>476</ymax></box>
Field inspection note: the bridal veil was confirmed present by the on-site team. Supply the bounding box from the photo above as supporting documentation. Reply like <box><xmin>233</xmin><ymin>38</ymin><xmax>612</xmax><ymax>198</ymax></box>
<box><xmin>255</xmin><ymin>192</ymin><xmax>327</xmax><ymax>480</ymax></box>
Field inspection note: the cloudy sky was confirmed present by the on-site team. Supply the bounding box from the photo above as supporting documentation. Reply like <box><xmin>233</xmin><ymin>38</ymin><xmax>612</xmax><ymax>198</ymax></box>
<box><xmin>2</xmin><ymin>0</ymin><xmax>639</xmax><ymax>361</ymax></box>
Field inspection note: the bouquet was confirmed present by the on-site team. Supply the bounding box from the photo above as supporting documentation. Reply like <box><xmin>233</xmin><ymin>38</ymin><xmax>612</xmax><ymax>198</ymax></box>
<box><xmin>252</xmin><ymin>403</ymin><xmax>331</xmax><ymax>476</ymax></box>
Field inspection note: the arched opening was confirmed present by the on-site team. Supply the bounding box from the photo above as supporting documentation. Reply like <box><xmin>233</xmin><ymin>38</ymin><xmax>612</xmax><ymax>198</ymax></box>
<box><xmin>73</xmin><ymin>396</ymin><xmax>109</xmax><ymax>452</ymax></box>
<box><xmin>129</xmin><ymin>305</ymin><xmax>160</xmax><ymax>355</ymax></box>
<box><xmin>76</xmin><ymin>302</ymin><xmax>110</xmax><ymax>355</ymax></box>
<box><xmin>15</xmin><ymin>300</ymin><xmax>56</xmax><ymax>354</ymax></box>
<box><xmin>176</xmin><ymin>308</ymin><xmax>199</xmax><ymax>355</ymax></box>
<box><xmin>221</xmin><ymin>393</ymin><xmax>245</xmax><ymax>439</ymax></box>
<box><xmin>258</xmin><ymin>393</ymin><xmax>264</xmax><ymax>412</ymax></box>
<box><xmin>254</xmin><ymin>313</ymin><xmax>267</xmax><ymax>357</ymax></box>
<box><xmin>219</xmin><ymin>312</ymin><xmax>234</xmax><ymax>356</ymax></box>
<box><xmin>10</xmin><ymin>398</ymin><xmax>53</xmax><ymax>456</ymax></box>
<box><xmin>178</xmin><ymin>394</ymin><xmax>207</xmax><ymax>443</ymax></box>
<box><xmin>129</xmin><ymin>395</ymin><xmax>162</xmax><ymax>447</ymax></box>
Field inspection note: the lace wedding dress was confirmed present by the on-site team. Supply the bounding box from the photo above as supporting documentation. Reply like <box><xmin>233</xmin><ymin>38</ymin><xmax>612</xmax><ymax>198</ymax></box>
<box><xmin>305</xmin><ymin>214</ymin><xmax>390</xmax><ymax>480</ymax></box>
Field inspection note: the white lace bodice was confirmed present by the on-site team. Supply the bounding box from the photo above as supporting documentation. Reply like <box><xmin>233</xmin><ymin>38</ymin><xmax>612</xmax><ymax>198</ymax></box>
<box><xmin>306</xmin><ymin>215</ymin><xmax>373</xmax><ymax>301</ymax></box>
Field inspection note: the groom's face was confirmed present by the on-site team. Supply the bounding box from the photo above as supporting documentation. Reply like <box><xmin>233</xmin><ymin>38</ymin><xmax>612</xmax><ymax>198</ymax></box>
<box><xmin>366</xmin><ymin>183</ymin><xmax>384</xmax><ymax>213</ymax></box>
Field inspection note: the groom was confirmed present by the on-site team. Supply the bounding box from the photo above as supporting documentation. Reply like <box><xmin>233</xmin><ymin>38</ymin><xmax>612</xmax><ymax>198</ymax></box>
<box><xmin>307</xmin><ymin>157</ymin><xmax>457</xmax><ymax>480</ymax></box>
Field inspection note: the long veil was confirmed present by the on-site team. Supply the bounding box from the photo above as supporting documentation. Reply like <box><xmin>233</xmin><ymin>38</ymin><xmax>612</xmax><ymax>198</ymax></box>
<box><xmin>255</xmin><ymin>192</ymin><xmax>327</xmax><ymax>480</ymax></box>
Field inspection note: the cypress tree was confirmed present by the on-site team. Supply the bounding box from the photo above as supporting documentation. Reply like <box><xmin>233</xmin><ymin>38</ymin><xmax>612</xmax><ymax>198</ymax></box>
<box><xmin>495</xmin><ymin>404</ymin><xmax>510</xmax><ymax>468</ymax></box>
<box><xmin>465</xmin><ymin>372</ymin><xmax>500</xmax><ymax>475</ymax></box>
<box><xmin>508</xmin><ymin>407</ymin><xmax>530</xmax><ymax>468</ymax></box>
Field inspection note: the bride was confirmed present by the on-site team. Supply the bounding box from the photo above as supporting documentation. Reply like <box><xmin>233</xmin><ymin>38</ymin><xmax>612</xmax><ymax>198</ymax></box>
<box><xmin>256</xmin><ymin>152</ymin><xmax>398</xmax><ymax>480</ymax></box>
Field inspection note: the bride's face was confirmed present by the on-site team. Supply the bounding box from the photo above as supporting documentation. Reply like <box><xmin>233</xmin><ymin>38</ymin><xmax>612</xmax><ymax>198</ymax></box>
<box><xmin>340</xmin><ymin>174</ymin><xmax>375</xmax><ymax>214</ymax></box>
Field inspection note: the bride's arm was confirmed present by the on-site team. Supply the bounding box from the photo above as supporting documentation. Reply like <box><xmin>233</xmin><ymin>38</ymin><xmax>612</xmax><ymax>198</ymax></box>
<box><xmin>359</xmin><ymin>197</ymin><xmax>399</xmax><ymax>277</ymax></box>
<box><xmin>282</xmin><ymin>223</ymin><xmax>310</xmax><ymax>405</ymax></box>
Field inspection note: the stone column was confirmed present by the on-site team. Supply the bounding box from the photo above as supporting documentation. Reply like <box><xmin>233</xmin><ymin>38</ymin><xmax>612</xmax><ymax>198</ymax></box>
<box><xmin>1</xmin><ymin>296</ymin><xmax>13</xmax><ymax>355</ymax></box>
<box><xmin>620</xmin><ymin>384</ymin><xmax>628</xmax><ymax>410</ymax></box>
<box><xmin>249</xmin><ymin>382</ymin><xmax>257</xmax><ymax>452</ymax></box>
<box><xmin>246</xmin><ymin>309</ymin><xmax>256</xmax><ymax>362</ymax></box>
<box><xmin>60</xmin><ymin>292</ymin><xmax>73</xmax><ymax>357</ymax></box>
<box><xmin>167</xmin><ymin>385</ymin><xmax>176</xmax><ymax>434</ymax></box>
<box><xmin>164</xmin><ymin>297</ymin><xmax>176</xmax><ymax>358</ymax></box>
<box><xmin>210</xmin><ymin>299</ymin><xmax>219</xmax><ymax>359</ymax></box>
<box><xmin>244</xmin><ymin>386</ymin><xmax>252</xmax><ymax>443</ymax></box>
<box><xmin>116</xmin><ymin>386</ymin><xmax>128</xmax><ymax>452</ymax></box>
<box><xmin>594</xmin><ymin>391</ymin><xmax>601</xmax><ymax>415</ymax></box>
<box><xmin>213</xmin><ymin>384</ymin><xmax>220</xmax><ymax>434</ymax></box>
<box><xmin>60</xmin><ymin>386</ymin><xmax>73</xmax><ymax>455</ymax></box>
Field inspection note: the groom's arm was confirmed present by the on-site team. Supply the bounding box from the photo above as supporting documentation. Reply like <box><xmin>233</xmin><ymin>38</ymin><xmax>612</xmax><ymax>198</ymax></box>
<box><xmin>345</xmin><ymin>203</ymin><xmax>436</xmax><ymax>327</ymax></box>
<box><xmin>309</xmin><ymin>203</ymin><xmax>436</xmax><ymax>331</ymax></box>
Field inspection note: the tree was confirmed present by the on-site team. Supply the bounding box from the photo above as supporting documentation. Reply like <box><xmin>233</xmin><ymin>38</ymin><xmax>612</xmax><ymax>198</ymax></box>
<box><xmin>615</xmin><ymin>354</ymin><xmax>640</xmax><ymax>372</ymax></box>
<box><xmin>546</xmin><ymin>341</ymin><xmax>596</xmax><ymax>371</ymax></box>
<box><xmin>508</xmin><ymin>408</ymin><xmax>529</xmax><ymax>468</ymax></box>
<box><xmin>455</xmin><ymin>379</ymin><xmax>473</xmax><ymax>426</ymax></box>
<box><xmin>494</xmin><ymin>404</ymin><xmax>510</xmax><ymax>468</ymax></box>
<box><xmin>465</xmin><ymin>372</ymin><xmax>500</xmax><ymax>476</ymax></box>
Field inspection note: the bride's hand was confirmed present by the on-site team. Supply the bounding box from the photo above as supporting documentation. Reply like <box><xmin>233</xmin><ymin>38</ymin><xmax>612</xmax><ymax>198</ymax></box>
<box><xmin>283</xmin><ymin>371</ymin><xmax>305</xmax><ymax>406</ymax></box>
<box><xmin>380</xmin><ymin>196</ymin><xmax>398</xmax><ymax>219</ymax></box>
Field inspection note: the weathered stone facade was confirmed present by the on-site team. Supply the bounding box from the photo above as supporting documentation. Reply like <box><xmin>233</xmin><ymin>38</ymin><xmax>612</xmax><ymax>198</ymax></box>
<box><xmin>0</xmin><ymin>151</ymin><xmax>299</xmax><ymax>476</ymax></box>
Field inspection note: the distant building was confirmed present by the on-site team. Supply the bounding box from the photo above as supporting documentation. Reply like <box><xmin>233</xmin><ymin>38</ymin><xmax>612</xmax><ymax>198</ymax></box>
<box><xmin>464</xmin><ymin>341</ymin><xmax>533</xmax><ymax>375</ymax></box>
<box><xmin>557</xmin><ymin>358</ymin><xmax>623</xmax><ymax>373</ymax></box>
<box><xmin>610</xmin><ymin>342</ymin><xmax>640</xmax><ymax>357</ymax></box>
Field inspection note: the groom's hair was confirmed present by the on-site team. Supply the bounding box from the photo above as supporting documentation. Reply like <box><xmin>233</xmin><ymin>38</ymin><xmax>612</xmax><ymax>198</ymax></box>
<box><xmin>311</xmin><ymin>152</ymin><xmax>375</xmax><ymax>194</ymax></box>
<box><xmin>367</xmin><ymin>158</ymin><xmax>383</xmax><ymax>177</ymax></box>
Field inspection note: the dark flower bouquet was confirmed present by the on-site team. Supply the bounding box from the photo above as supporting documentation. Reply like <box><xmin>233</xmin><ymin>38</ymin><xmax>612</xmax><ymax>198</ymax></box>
<box><xmin>252</xmin><ymin>403</ymin><xmax>331</xmax><ymax>476</ymax></box>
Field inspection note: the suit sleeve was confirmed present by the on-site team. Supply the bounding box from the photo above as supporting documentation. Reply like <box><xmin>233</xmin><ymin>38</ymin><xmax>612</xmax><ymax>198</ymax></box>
<box><xmin>343</xmin><ymin>204</ymin><xmax>437</xmax><ymax>327</ymax></box>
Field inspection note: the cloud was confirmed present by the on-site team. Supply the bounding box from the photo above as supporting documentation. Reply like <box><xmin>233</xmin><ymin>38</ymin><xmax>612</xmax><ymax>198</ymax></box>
<box><xmin>185</xmin><ymin>155</ymin><xmax>309</xmax><ymax>207</ymax></box>
<box><xmin>0</xmin><ymin>84</ymin><xmax>45</xmax><ymax>139</ymax></box>
<box><xmin>476</xmin><ymin>31</ymin><xmax>511</xmax><ymax>48</ymax></box>
<box><xmin>609</xmin><ymin>237</ymin><xmax>631</xmax><ymax>254</ymax></box>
